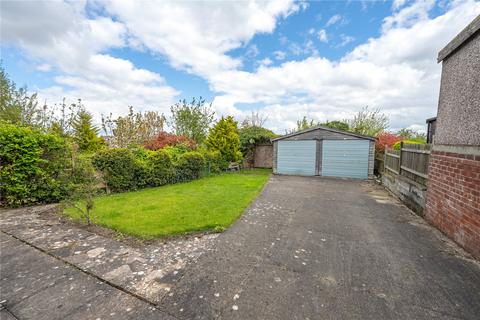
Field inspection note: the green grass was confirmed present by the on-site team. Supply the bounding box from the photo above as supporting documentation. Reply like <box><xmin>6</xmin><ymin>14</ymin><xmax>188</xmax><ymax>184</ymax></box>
<box><xmin>65</xmin><ymin>169</ymin><xmax>271</xmax><ymax>239</ymax></box>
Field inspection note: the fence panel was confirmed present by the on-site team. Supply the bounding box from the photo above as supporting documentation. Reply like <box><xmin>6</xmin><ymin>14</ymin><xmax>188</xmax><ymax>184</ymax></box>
<box><xmin>400</xmin><ymin>143</ymin><xmax>431</xmax><ymax>185</ymax></box>
<box><xmin>383</xmin><ymin>143</ymin><xmax>431</xmax><ymax>186</ymax></box>
<box><xmin>384</xmin><ymin>148</ymin><xmax>400</xmax><ymax>175</ymax></box>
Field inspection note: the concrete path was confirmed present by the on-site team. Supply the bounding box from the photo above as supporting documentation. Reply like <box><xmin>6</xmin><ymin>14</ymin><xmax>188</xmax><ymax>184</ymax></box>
<box><xmin>2</xmin><ymin>176</ymin><xmax>480</xmax><ymax>319</ymax></box>
<box><xmin>0</xmin><ymin>206</ymin><xmax>217</xmax><ymax>319</ymax></box>
<box><xmin>157</xmin><ymin>176</ymin><xmax>480</xmax><ymax>319</ymax></box>
<box><xmin>0</xmin><ymin>232</ymin><xmax>174</xmax><ymax>320</ymax></box>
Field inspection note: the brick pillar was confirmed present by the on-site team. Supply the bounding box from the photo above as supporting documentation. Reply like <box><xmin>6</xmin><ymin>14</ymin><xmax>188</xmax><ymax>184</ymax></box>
<box><xmin>425</xmin><ymin>150</ymin><xmax>480</xmax><ymax>258</ymax></box>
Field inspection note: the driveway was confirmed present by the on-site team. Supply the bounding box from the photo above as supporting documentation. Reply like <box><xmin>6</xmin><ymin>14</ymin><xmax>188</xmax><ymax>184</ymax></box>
<box><xmin>2</xmin><ymin>176</ymin><xmax>480</xmax><ymax>319</ymax></box>
<box><xmin>158</xmin><ymin>175</ymin><xmax>480</xmax><ymax>319</ymax></box>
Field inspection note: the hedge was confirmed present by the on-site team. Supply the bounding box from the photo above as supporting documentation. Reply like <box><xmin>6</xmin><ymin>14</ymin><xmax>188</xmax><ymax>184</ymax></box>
<box><xmin>0</xmin><ymin>124</ymin><xmax>72</xmax><ymax>207</ymax></box>
<box><xmin>91</xmin><ymin>147</ymin><xmax>216</xmax><ymax>193</ymax></box>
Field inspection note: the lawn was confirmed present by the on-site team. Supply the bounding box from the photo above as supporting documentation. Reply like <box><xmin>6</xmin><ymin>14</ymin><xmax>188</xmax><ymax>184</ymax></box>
<box><xmin>65</xmin><ymin>169</ymin><xmax>271</xmax><ymax>239</ymax></box>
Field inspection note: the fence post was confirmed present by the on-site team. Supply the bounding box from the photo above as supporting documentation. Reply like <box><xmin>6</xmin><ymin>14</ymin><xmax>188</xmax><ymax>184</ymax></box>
<box><xmin>383</xmin><ymin>145</ymin><xmax>387</xmax><ymax>175</ymax></box>
<box><xmin>399</xmin><ymin>141</ymin><xmax>403</xmax><ymax>176</ymax></box>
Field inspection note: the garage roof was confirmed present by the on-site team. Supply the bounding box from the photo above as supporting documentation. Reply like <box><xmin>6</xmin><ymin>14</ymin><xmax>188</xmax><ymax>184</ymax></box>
<box><xmin>271</xmin><ymin>125</ymin><xmax>376</xmax><ymax>142</ymax></box>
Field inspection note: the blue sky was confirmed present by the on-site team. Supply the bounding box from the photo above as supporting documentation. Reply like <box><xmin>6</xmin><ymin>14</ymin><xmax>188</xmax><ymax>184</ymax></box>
<box><xmin>2</xmin><ymin>0</ymin><xmax>479</xmax><ymax>133</ymax></box>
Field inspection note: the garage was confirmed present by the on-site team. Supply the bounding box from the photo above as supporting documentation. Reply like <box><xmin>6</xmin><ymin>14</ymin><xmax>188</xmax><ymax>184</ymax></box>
<box><xmin>272</xmin><ymin>126</ymin><xmax>375</xmax><ymax>179</ymax></box>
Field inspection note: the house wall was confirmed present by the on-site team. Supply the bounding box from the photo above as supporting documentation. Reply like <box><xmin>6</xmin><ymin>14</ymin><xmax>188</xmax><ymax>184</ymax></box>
<box><xmin>435</xmin><ymin>31</ymin><xmax>480</xmax><ymax>146</ymax></box>
<box><xmin>425</xmin><ymin>24</ymin><xmax>480</xmax><ymax>259</ymax></box>
<box><xmin>272</xmin><ymin>128</ymin><xmax>374</xmax><ymax>178</ymax></box>
<box><xmin>426</xmin><ymin>148</ymin><xmax>480</xmax><ymax>259</ymax></box>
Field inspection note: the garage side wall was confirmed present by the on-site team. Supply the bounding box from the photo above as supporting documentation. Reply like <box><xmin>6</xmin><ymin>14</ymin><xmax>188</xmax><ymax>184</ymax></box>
<box><xmin>368</xmin><ymin>140</ymin><xmax>375</xmax><ymax>178</ymax></box>
<box><xmin>273</xmin><ymin>141</ymin><xmax>278</xmax><ymax>174</ymax></box>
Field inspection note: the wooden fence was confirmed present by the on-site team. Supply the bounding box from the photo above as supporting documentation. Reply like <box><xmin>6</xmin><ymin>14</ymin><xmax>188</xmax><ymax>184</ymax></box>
<box><xmin>383</xmin><ymin>143</ymin><xmax>431</xmax><ymax>186</ymax></box>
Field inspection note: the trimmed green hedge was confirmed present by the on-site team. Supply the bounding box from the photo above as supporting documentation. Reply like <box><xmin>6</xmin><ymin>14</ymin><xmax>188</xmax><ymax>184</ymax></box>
<box><xmin>91</xmin><ymin>147</ymin><xmax>220</xmax><ymax>193</ymax></box>
<box><xmin>0</xmin><ymin>124</ymin><xmax>72</xmax><ymax>206</ymax></box>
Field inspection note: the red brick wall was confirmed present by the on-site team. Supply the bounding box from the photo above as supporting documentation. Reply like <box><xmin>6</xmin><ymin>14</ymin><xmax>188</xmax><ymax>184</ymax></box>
<box><xmin>426</xmin><ymin>151</ymin><xmax>480</xmax><ymax>258</ymax></box>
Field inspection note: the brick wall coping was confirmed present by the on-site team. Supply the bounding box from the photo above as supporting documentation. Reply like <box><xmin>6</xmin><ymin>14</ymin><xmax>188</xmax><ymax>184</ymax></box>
<box><xmin>432</xmin><ymin>144</ymin><xmax>480</xmax><ymax>156</ymax></box>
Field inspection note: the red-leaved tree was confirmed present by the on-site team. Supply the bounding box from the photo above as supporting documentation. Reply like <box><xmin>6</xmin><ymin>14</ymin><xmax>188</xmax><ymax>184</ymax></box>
<box><xmin>375</xmin><ymin>132</ymin><xmax>402</xmax><ymax>153</ymax></box>
<box><xmin>144</xmin><ymin>132</ymin><xmax>196</xmax><ymax>151</ymax></box>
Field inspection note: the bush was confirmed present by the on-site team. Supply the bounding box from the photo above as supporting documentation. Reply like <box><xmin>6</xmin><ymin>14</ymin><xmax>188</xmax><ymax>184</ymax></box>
<box><xmin>174</xmin><ymin>151</ymin><xmax>205</xmax><ymax>182</ymax></box>
<box><xmin>376</xmin><ymin>132</ymin><xmax>402</xmax><ymax>153</ymax></box>
<box><xmin>393</xmin><ymin>139</ymin><xmax>426</xmax><ymax>150</ymax></box>
<box><xmin>0</xmin><ymin>124</ymin><xmax>72</xmax><ymax>206</ymax></box>
<box><xmin>91</xmin><ymin>148</ymin><xmax>141</xmax><ymax>192</ymax></box>
<box><xmin>162</xmin><ymin>145</ymin><xmax>189</xmax><ymax>162</ymax></box>
<box><xmin>206</xmin><ymin>116</ymin><xmax>242</xmax><ymax>163</ymax></box>
<box><xmin>148</xmin><ymin>150</ymin><xmax>174</xmax><ymax>186</ymax></box>
<box><xmin>63</xmin><ymin>152</ymin><xmax>101</xmax><ymax>225</ymax></box>
<box><xmin>144</xmin><ymin>131</ymin><xmax>196</xmax><ymax>151</ymax></box>
<box><xmin>201</xmin><ymin>150</ymin><xmax>228</xmax><ymax>174</ymax></box>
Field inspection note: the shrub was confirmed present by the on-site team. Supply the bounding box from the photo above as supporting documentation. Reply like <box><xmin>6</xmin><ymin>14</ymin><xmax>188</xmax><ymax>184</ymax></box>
<box><xmin>0</xmin><ymin>124</ymin><xmax>72</xmax><ymax>206</ymax></box>
<box><xmin>393</xmin><ymin>139</ymin><xmax>426</xmax><ymax>150</ymax></box>
<box><xmin>376</xmin><ymin>132</ymin><xmax>402</xmax><ymax>153</ymax></box>
<box><xmin>144</xmin><ymin>131</ymin><xmax>196</xmax><ymax>151</ymax></box>
<box><xmin>62</xmin><ymin>152</ymin><xmax>101</xmax><ymax>225</ymax></box>
<box><xmin>239</xmin><ymin>126</ymin><xmax>276</xmax><ymax>156</ymax></box>
<box><xmin>206</xmin><ymin>116</ymin><xmax>242</xmax><ymax>163</ymax></box>
<box><xmin>91</xmin><ymin>148</ymin><xmax>140</xmax><ymax>192</ymax></box>
<box><xmin>175</xmin><ymin>151</ymin><xmax>205</xmax><ymax>182</ymax></box>
<box><xmin>201</xmin><ymin>149</ymin><xmax>228</xmax><ymax>174</ymax></box>
<box><xmin>162</xmin><ymin>145</ymin><xmax>189</xmax><ymax>162</ymax></box>
<box><xmin>148</xmin><ymin>150</ymin><xmax>174</xmax><ymax>186</ymax></box>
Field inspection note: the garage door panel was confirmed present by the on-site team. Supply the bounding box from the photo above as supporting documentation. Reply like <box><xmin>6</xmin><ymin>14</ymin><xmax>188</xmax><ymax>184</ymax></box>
<box><xmin>322</xmin><ymin>140</ymin><xmax>369</xmax><ymax>179</ymax></box>
<box><xmin>277</xmin><ymin>141</ymin><xmax>316</xmax><ymax>176</ymax></box>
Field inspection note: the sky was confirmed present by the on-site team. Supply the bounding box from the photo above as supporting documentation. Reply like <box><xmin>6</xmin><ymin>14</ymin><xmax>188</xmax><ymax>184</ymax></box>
<box><xmin>1</xmin><ymin>0</ymin><xmax>479</xmax><ymax>134</ymax></box>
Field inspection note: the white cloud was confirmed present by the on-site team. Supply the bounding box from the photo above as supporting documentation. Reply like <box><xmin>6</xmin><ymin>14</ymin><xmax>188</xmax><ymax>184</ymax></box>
<box><xmin>337</xmin><ymin>34</ymin><xmax>355</xmax><ymax>47</ymax></box>
<box><xmin>209</xmin><ymin>0</ymin><xmax>480</xmax><ymax>132</ymax></box>
<box><xmin>325</xmin><ymin>14</ymin><xmax>342</xmax><ymax>27</ymax></box>
<box><xmin>39</xmin><ymin>54</ymin><xmax>179</xmax><ymax>120</ymax></box>
<box><xmin>258</xmin><ymin>58</ymin><xmax>273</xmax><ymax>67</ymax></box>
<box><xmin>317</xmin><ymin>29</ymin><xmax>328</xmax><ymax>42</ymax></box>
<box><xmin>392</xmin><ymin>0</ymin><xmax>408</xmax><ymax>10</ymax></box>
<box><xmin>36</xmin><ymin>63</ymin><xmax>52</xmax><ymax>72</ymax></box>
<box><xmin>102</xmin><ymin>0</ymin><xmax>300</xmax><ymax>78</ymax></box>
<box><xmin>273</xmin><ymin>50</ymin><xmax>287</xmax><ymax>60</ymax></box>
<box><xmin>1</xmin><ymin>0</ymin><xmax>179</xmax><ymax>118</ymax></box>
<box><xmin>246</xmin><ymin>44</ymin><xmax>260</xmax><ymax>58</ymax></box>
<box><xmin>3</xmin><ymin>0</ymin><xmax>480</xmax><ymax>134</ymax></box>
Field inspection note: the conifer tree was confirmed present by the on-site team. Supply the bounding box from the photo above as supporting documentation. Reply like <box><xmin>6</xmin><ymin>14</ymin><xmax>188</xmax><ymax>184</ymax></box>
<box><xmin>206</xmin><ymin>116</ymin><xmax>242</xmax><ymax>162</ymax></box>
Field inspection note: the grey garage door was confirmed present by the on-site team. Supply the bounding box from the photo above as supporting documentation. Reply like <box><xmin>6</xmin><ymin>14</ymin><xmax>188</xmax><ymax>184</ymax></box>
<box><xmin>277</xmin><ymin>140</ymin><xmax>316</xmax><ymax>176</ymax></box>
<box><xmin>322</xmin><ymin>140</ymin><xmax>369</xmax><ymax>179</ymax></box>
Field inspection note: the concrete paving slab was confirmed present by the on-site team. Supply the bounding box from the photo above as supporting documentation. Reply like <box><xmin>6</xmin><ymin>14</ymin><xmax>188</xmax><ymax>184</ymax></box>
<box><xmin>0</xmin><ymin>234</ymin><xmax>176</xmax><ymax>320</ymax></box>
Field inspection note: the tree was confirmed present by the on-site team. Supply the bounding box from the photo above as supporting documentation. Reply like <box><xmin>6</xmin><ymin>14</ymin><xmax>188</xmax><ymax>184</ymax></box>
<box><xmin>144</xmin><ymin>131</ymin><xmax>196</xmax><ymax>151</ymax></box>
<box><xmin>0</xmin><ymin>65</ymin><xmax>51</xmax><ymax>128</ymax></box>
<box><xmin>397</xmin><ymin>128</ymin><xmax>426</xmax><ymax>142</ymax></box>
<box><xmin>63</xmin><ymin>148</ymin><xmax>100</xmax><ymax>225</ymax></box>
<box><xmin>241</xmin><ymin>110</ymin><xmax>268</xmax><ymax>128</ymax></box>
<box><xmin>72</xmin><ymin>109</ymin><xmax>104</xmax><ymax>152</ymax></box>
<box><xmin>206</xmin><ymin>116</ymin><xmax>242</xmax><ymax>162</ymax></box>
<box><xmin>375</xmin><ymin>132</ymin><xmax>402</xmax><ymax>153</ymax></box>
<box><xmin>170</xmin><ymin>97</ymin><xmax>215</xmax><ymax>144</ymax></box>
<box><xmin>320</xmin><ymin>120</ymin><xmax>350</xmax><ymax>132</ymax></box>
<box><xmin>102</xmin><ymin>106</ymin><xmax>166</xmax><ymax>147</ymax></box>
<box><xmin>286</xmin><ymin>116</ymin><xmax>318</xmax><ymax>134</ymax></box>
<box><xmin>349</xmin><ymin>106</ymin><xmax>388</xmax><ymax>137</ymax></box>
<box><xmin>239</xmin><ymin>126</ymin><xmax>276</xmax><ymax>155</ymax></box>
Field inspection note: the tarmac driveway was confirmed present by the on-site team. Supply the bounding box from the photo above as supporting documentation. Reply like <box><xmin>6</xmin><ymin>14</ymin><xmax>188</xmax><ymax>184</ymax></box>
<box><xmin>158</xmin><ymin>175</ymin><xmax>480</xmax><ymax>319</ymax></box>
